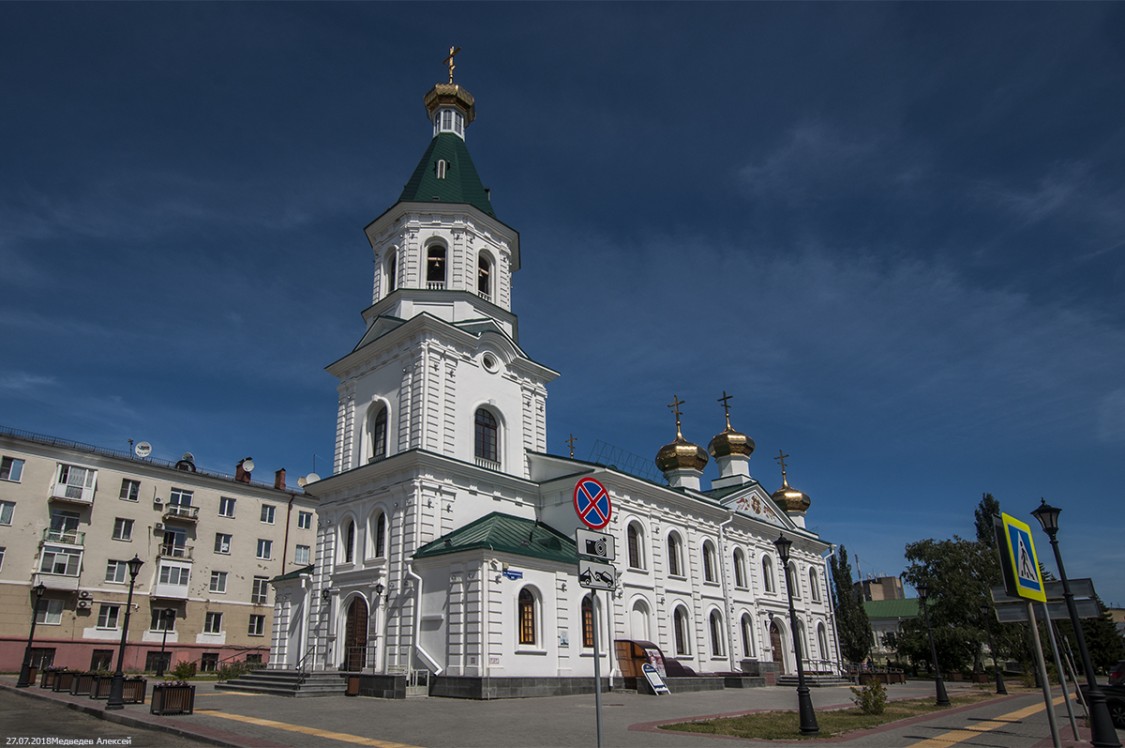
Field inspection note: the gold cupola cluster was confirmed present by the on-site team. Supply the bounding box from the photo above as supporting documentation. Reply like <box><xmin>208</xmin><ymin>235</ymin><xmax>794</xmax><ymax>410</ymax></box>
<box><xmin>655</xmin><ymin>395</ymin><xmax>709</xmax><ymax>474</ymax></box>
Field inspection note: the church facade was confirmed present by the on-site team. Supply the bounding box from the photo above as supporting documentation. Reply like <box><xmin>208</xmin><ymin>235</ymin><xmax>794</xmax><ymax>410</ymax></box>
<box><xmin>270</xmin><ymin>69</ymin><xmax>840</xmax><ymax>697</ymax></box>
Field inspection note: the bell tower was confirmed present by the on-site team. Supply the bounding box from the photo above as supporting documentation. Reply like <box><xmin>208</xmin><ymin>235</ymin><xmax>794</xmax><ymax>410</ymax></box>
<box><xmin>328</xmin><ymin>54</ymin><xmax>557</xmax><ymax>478</ymax></box>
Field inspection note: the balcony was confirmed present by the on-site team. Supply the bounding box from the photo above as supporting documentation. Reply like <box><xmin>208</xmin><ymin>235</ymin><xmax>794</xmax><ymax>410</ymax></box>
<box><xmin>153</xmin><ymin>561</ymin><xmax>191</xmax><ymax>599</ymax></box>
<box><xmin>159</xmin><ymin>544</ymin><xmax>193</xmax><ymax>561</ymax></box>
<box><xmin>42</xmin><ymin>528</ymin><xmax>85</xmax><ymax>546</ymax></box>
<box><xmin>162</xmin><ymin>504</ymin><xmax>199</xmax><ymax>523</ymax></box>
<box><xmin>49</xmin><ymin>484</ymin><xmax>94</xmax><ymax>506</ymax></box>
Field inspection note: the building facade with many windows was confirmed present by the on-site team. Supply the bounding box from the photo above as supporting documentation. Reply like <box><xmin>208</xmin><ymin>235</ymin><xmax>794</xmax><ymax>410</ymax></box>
<box><xmin>0</xmin><ymin>428</ymin><xmax>317</xmax><ymax>673</ymax></box>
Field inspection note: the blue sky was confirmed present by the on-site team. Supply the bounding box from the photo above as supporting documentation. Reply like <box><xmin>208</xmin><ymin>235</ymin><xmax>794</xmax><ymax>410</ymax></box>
<box><xmin>3</xmin><ymin>3</ymin><xmax>1123</xmax><ymax>605</ymax></box>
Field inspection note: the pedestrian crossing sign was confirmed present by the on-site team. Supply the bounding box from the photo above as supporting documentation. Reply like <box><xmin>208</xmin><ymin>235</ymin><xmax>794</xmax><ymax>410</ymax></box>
<box><xmin>1000</xmin><ymin>513</ymin><xmax>1046</xmax><ymax>602</ymax></box>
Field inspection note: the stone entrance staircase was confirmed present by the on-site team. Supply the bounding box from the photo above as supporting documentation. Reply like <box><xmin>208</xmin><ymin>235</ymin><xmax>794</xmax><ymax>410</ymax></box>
<box><xmin>776</xmin><ymin>672</ymin><xmax>852</xmax><ymax>687</ymax></box>
<box><xmin>215</xmin><ymin>669</ymin><xmax>347</xmax><ymax>697</ymax></box>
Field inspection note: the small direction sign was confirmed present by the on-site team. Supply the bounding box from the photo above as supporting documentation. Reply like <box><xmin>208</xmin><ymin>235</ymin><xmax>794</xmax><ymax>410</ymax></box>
<box><xmin>1000</xmin><ymin>513</ymin><xmax>1046</xmax><ymax>603</ymax></box>
<box><xmin>642</xmin><ymin>663</ymin><xmax>670</xmax><ymax>695</ymax></box>
<box><xmin>576</xmin><ymin>528</ymin><xmax>616</xmax><ymax>562</ymax></box>
<box><xmin>573</xmin><ymin>477</ymin><xmax>612</xmax><ymax>530</ymax></box>
<box><xmin>577</xmin><ymin>560</ymin><xmax>617</xmax><ymax>591</ymax></box>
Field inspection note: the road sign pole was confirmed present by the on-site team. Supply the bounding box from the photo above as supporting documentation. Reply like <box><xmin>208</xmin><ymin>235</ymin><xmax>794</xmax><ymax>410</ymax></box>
<box><xmin>1028</xmin><ymin>601</ymin><xmax>1061</xmax><ymax>748</ymax></box>
<box><xmin>1039</xmin><ymin>603</ymin><xmax>1079</xmax><ymax>741</ymax></box>
<box><xmin>592</xmin><ymin>588</ymin><xmax>603</xmax><ymax>748</ymax></box>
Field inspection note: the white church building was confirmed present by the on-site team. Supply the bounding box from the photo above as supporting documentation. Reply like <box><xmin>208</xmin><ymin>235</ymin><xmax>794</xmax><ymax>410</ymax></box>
<box><xmin>267</xmin><ymin>67</ymin><xmax>840</xmax><ymax>699</ymax></box>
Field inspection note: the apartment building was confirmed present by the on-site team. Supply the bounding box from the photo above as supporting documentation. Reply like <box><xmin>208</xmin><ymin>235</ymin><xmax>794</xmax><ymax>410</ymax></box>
<box><xmin>0</xmin><ymin>427</ymin><xmax>317</xmax><ymax>673</ymax></box>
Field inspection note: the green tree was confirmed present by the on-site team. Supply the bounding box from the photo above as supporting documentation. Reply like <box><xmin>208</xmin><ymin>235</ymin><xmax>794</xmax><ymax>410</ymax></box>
<box><xmin>973</xmin><ymin>493</ymin><xmax>1028</xmax><ymax>670</ymax></box>
<box><xmin>829</xmin><ymin>545</ymin><xmax>872</xmax><ymax>665</ymax></box>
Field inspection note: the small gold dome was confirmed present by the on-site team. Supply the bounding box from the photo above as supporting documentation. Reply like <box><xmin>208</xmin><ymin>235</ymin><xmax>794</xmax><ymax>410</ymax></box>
<box><xmin>772</xmin><ymin>483</ymin><xmax>811</xmax><ymax>514</ymax></box>
<box><xmin>656</xmin><ymin>436</ymin><xmax>710</xmax><ymax>473</ymax></box>
<box><xmin>709</xmin><ymin>426</ymin><xmax>755</xmax><ymax>459</ymax></box>
<box><xmin>424</xmin><ymin>83</ymin><xmax>476</xmax><ymax>124</ymax></box>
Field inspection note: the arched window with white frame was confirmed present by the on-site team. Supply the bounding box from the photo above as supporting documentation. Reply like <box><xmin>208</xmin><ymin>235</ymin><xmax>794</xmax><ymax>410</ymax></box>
<box><xmin>709</xmin><ymin>609</ymin><xmax>725</xmax><ymax>656</ymax></box>
<box><xmin>702</xmin><ymin>539</ymin><xmax>717</xmax><ymax>582</ymax></box>
<box><xmin>343</xmin><ymin>520</ymin><xmax>356</xmax><ymax>564</ymax></box>
<box><xmin>384</xmin><ymin>251</ymin><xmax>397</xmax><ymax>296</ymax></box>
<box><xmin>474</xmin><ymin>408</ymin><xmax>500</xmax><ymax>467</ymax></box>
<box><xmin>667</xmin><ymin>532</ymin><xmax>684</xmax><ymax>577</ymax></box>
<box><xmin>426</xmin><ymin>244</ymin><xmax>446</xmax><ymax>289</ymax></box>
<box><xmin>626</xmin><ymin>521</ymin><xmax>645</xmax><ymax>570</ymax></box>
<box><xmin>366</xmin><ymin>402</ymin><xmax>387</xmax><ymax>462</ymax></box>
<box><xmin>372</xmin><ymin>511</ymin><xmax>387</xmax><ymax>558</ymax></box>
<box><xmin>581</xmin><ymin>594</ymin><xmax>595</xmax><ymax>648</ymax></box>
<box><xmin>787</xmin><ymin>562</ymin><xmax>799</xmax><ymax>598</ymax></box>
<box><xmin>809</xmin><ymin>567</ymin><xmax>820</xmax><ymax>602</ymax></box>
<box><xmin>740</xmin><ymin>613</ymin><xmax>755</xmax><ymax>657</ymax></box>
<box><xmin>762</xmin><ymin>555</ymin><xmax>775</xmax><ymax>593</ymax></box>
<box><xmin>733</xmin><ymin>547</ymin><xmax>747</xmax><ymax>588</ymax></box>
<box><xmin>673</xmin><ymin>605</ymin><xmax>691</xmax><ymax>656</ymax></box>
<box><xmin>518</xmin><ymin>586</ymin><xmax>539</xmax><ymax>646</ymax></box>
<box><xmin>477</xmin><ymin>253</ymin><xmax>493</xmax><ymax>302</ymax></box>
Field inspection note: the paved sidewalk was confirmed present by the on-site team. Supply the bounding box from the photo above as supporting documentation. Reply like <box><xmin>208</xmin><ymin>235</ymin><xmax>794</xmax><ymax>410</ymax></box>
<box><xmin>1</xmin><ymin>676</ymin><xmax>1114</xmax><ymax>747</ymax></box>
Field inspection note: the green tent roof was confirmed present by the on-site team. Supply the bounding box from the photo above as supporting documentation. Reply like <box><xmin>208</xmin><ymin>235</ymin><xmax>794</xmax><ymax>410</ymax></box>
<box><xmin>271</xmin><ymin>564</ymin><xmax>314</xmax><ymax>583</ymax></box>
<box><xmin>415</xmin><ymin>512</ymin><xmax>576</xmax><ymax>564</ymax></box>
<box><xmin>398</xmin><ymin>133</ymin><xmax>495</xmax><ymax>217</ymax></box>
<box><xmin>863</xmin><ymin>598</ymin><xmax>920</xmax><ymax>619</ymax></box>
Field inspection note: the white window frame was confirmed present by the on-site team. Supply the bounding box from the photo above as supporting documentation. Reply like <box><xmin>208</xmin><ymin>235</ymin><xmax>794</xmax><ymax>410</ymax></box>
<box><xmin>169</xmin><ymin>488</ymin><xmax>193</xmax><ymax>506</ymax></box>
<box><xmin>54</xmin><ymin>463</ymin><xmax>96</xmax><ymax>501</ymax></box>
<box><xmin>1</xmin><ymin>456</ymin><xmax>24</xmax><ymax>482</ymax></box>
<box><xmin>297</xmin><ymin>511</ymin><xmax>312</xmax><ymax>530</ymax></box>
<box><xmin>260</xmin><ymin>504</ymin><xmax>275</xmax><ymax>524</ymax></box>
<box><xmin>295</xmin><ymin>544</ymin><xmax>310</xmax><ymax>565</ymax></box>
<box><xmin>214</xmin><ymin>533</ymin><xmax>232</xmax><ymax>555</ymax></box>
<box><xmin>39</xmin><ymin>544</ymin><xmax>82</xmax><ymax>576</ymax></box>
<box><xmin>204</xmin><ymin>611</ymin><xmax>223</xmax><ymax>634</ymax></box>
<box><xmin>97</xmin><ymin>604</ymin><xmax>121</xmax><ymax>630</ymax></box>
<box><xmin>248</xmin><ymin>614</ymin><xmax>265</xmax><ymax>637</ymax></box>
<box><xmin>219</xmin><ymin>497</ymin><xmax>236</xmax><ymax>518</ymax></box>
<box><xmin>251</xmin><ymin>577</ymin><xmax>269</xmax><ymax>605</ymax></box>
<box><xmin>119</xmin><ymin>478</ymin><xmax>140</xmax><ymax>501</ymax></box>
<box><xmin>210</xmin><ymin>571</ymin><xmax>228</xmax><ymax>593</ymax></box>
<box><xmin>0</xmin><ymin>500</ymin><xmax>13</xmax><ymax>525</ymax></box>
<box><xmin>0</xmin><ymin>546</ymin><xmax>4</xmax><ymax>571</ymax></box>
<box><xmin>256</xmin><ymin>538</ymin><xmax>272</xmax><ymax>560</ymax></box>
<box><xmin>159</xmin><ymin>565</ymin><xmax>189</xmax><ymax>586</ymax></box>
<box><xmin>112</xmin><ymin>517</ymin><xmax>133</xmax><ymax>541</ymax></box>
<box><xmin>37</xmin><ymin>598</ymin><xmax>64</xmax><ymax>625</ymax></box>
<box><xmin>105</xmin><ymin>560</ymin><xmax>128</xmax><ymax>584</ymax></box>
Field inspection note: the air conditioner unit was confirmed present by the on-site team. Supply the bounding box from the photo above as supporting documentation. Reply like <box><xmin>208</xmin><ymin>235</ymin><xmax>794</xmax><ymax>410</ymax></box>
<box><xmin>154</xmin><ymin>522</ymin><xmax>164</xmax><ymax>532</ymax></box>
<box><xmin>78</xmin><ymin>590</ymin><xmax>93</xmax><ymax>599</ymax></box>
<box><xmin>77</xmin><ymin>600</ymin><xmax>92</xmax><ymax>610</ymax></box>
<box><xmin>153</xmin><ymin>497</ymin><xmax>164</xmax><ymax>506</ymax></box>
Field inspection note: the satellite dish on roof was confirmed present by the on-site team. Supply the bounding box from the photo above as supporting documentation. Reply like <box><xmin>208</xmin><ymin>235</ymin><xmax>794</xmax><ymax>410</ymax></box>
<box><xmin>241</xmin><ymin>458</ymin><xmax>255</xmax><ymax>473</ymax></box>
<box><xmin>305</xmin><ymin>472</ymin><xmax>321</xmax><ymax>484</ymax></box>
<box><xmin>182</xmin><ymin>452</ymin><xmax>195</xmax><ymax>463</ymax></box>
<box><xmin>297</xmin><ymin>476</ymin><xmax>307</xmax><ymax>488</ymax></box>
<box><xmin>135</xmin><ymin>441</ymin><xmax>152</xmax><ymax>459</ymax></box>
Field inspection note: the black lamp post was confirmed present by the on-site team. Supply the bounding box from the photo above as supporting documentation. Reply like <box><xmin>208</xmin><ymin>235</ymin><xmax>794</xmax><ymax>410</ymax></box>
<box><xmin>774</xmin><ymin>533</ymin><xmax>819</xmax><ymax>735</ymax></box>
<box><xmin>979</xmin><ymin>605</ymin><xmax>1007</xmax><ymax>695</ymax></box>
<box><xmin>156</xmin><ymin>608</ymin><xmax>176</xmax><ymax>677</ymax></box>
<box><xmin>15</xmin><ymin>582</ymin><xmax>48</xmax><ymax>688</ymax></box>
<box><xmin>916</xmin><ymin>582</ymin><xmax>950</xmax><ymax>706</ymax></box>
<box><xmin>106</xmin><ymin>555</ymin><xmax>144</xmax><ymax>710</ymax></box>
<box><xmin>1031</xmin><ymin>499</ymin><xmax>1121</xmax><ymax>748</ymax></box>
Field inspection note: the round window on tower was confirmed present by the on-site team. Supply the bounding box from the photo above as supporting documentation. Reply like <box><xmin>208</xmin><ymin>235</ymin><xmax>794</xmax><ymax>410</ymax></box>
<box><xmin>481</xmin><ymin>353</ymin><xmax>500</xmax><ymax>374</ymax></box>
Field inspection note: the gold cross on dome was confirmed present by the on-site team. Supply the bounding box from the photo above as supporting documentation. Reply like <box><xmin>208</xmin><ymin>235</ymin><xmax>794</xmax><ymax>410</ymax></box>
<box><xmin>774</xmin><ymin>449</ymin><xmax>790</xmax><ymax>486</ymax></box>
<box><xmin>718</xmin><ymin>390</ymin><xmax>734</xmax><ymax>429</ymax></box>
<box><xmin>668</xmin><ymin>395</ymin><xmax>685</xmax><ymax>438</ymax></box>
<box><xmin>565</xmin><ymin>434</ymin><xmax>577</xmax><ymax>459</ymax></box>
<box><xmin>443</xmin><ymin>46</ymin><xmax>461</xmax><ymax>84</ymax></box>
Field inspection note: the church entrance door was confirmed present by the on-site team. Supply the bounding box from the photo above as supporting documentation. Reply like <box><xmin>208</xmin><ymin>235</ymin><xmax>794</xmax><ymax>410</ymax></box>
<box><xmin>344</xmin><ymin>597</ymin><xmax>368</xmax><ymax>671</ymax></box>
<box><xmin>770</xmin><ymin>620</ymin><xmax>785</xmax><ymax>674</ymax></box>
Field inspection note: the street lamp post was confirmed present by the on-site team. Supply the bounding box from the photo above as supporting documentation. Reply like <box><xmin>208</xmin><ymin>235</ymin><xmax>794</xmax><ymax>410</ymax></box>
<box><xmin>774</xmin><ymin>533</ymin><xmax>819</xmax><ymax>735</ymax></box>
<box><xmin>979</xmin><ymin>605</ymin><xmax>1007</xmax><ymax>695</ymax></box>
<box><xmin>106</xmin><ymin>555</ymin><xmax>144</xmax><ymax>710</ymax></box>
<box><xmin>15</xmin><ymin>582</ymin><xmax>48</xmax><ymax>688</ymax></box>
<box><xmin>1031</xmin><ymin>500</ymin><xmax>1121</xmax><ymax>748</ymax></box>
<box><xmin>916</xmin><ymin>582</ymin><xmax>950</xmax><ymax>706</ymax></box>
<box><xmin>156</xmin><ymin>608</ymin><xmax>176</xmax><ymax>678</ymax></box>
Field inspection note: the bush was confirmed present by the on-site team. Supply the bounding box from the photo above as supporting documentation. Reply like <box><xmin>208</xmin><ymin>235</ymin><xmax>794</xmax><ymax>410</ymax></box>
<box><xmin>216</xmin><ymin>661</ymin><xmax>255</xmax><ymax>681</ymax></box>
<box><xmin>171</xmin><ymin>660</ymin><xmax>197</xmax><ymax>680</ymax></box>
<box><xmin>851</xmin><ymin>679</ymin><xmax>887</xmax><ymax>715</ymax></box>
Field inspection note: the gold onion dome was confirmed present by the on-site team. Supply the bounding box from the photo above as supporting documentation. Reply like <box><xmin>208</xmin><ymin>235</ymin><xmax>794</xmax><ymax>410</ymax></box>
<box><xmin>708</xmin><ymin>396</ymin><xmax>755</xmax><ymax>458</ymax></box>
<box><xmin>655</xmin><ymin>395</ymin><xmax>709</xmax><ymax>473</ymax></box>
<box><xmin>771</xmin><ymin>450</ymin><xmax>810</xmax><ymax>513</ymax></box>
<box><xmin>423</xmin><ymin>83</ymin><xmax>476</xmax><ymax>123</ymax></box>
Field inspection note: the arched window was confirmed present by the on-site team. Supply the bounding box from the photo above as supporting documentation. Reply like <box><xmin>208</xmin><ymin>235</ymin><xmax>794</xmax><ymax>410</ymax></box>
<box><xmin>386</xmin><ymin>253</ymin><xmax>397</xmax><ymax>294</ymax></box>
<box><xmin>809</xmin><ymin>568</ymin><xmax>820</xmax><ymax>602</ymax></box>
<box><xmin>426</xmin><ymin>245</ymin><xmax>446</xmax><ymax>289</ymax></box>
<box><xmin>762</xmin><ymin>556</ymin><xmax>774</xmax><ymax>593</ymax></box>
<box><xmin>787</xmin><ymin>562</ymin><xmax>799</xmax><ymax>598</ymax></box>
<box><xmin>436</xmin><ymin>159</ymin><xmax>448</xmax><ymax>180</ymax></box>
<box><xmin>344</xmin><ymin>520</ymin><xmax>355</xmax><ymax>564</ymax></box>
<box><xmin>474</xmin><ymin>408</ymin><xmax>499</xmax><ymax>465</ymax></box>
<box><xmin>667</xmin><ymin>532</ymin><xmax>683</xmax><ymax>577</ymax></box>
<box><xmin>518</xmin><ymin>588</ymin><xmax>537</xmax><ymax>646</ymax></box>
<box><xmin>702</xmin><ymin>540</ymin><xmax>717</xmax><ymax>582</ymax></box>
<box><xmin>581</xmin><ymin>594</ymin><xmax>595</xmax><ymax>648</ymax></box>
<box><xmin>374</xmin><ymin>512</ymin><xmax>387</xmax><ymax>558</ymax></box>
<box><xmin>627</xmin><ymin>522</ymin><xmax>645</xmax><ymax>569</ymax></box>
<box><xmin>477</xmin><ymin>255</ymin><xmax>492</xmax><ymax>301</ymax></box>
<box><xmin>673</xmin><ymin>605</ymin><xmax>691</xmax><ymax>656</ymax></box>
<box><xmin>740</xmin><ymin>613</ymin><xmax>755</xmax><ymax>656</ymax></box>
<box><xmin>817</xmin><ymin>623</ymin><xmax>829</xmax><ymax>662</ymax></box>
<box><xmin>366</xmin><ymin>403</ymin><xmax>387</xmax><ymax>462</ymax></box>
<box><xmin>709</xmin><ymin>610</ymin><xmax>725</xmax><ymax>656</ymax></box>
<box><xmin>733</xmin><ymin>548</ymin><xmax>747</xmax><ymax>588</ymax></box>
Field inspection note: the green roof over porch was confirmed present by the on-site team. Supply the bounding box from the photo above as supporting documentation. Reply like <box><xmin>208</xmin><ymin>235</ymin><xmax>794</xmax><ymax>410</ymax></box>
<box><xmin>414</xmin><ymin>512</ymin><xmax>576</xmax><ymax>564</ymax></box>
